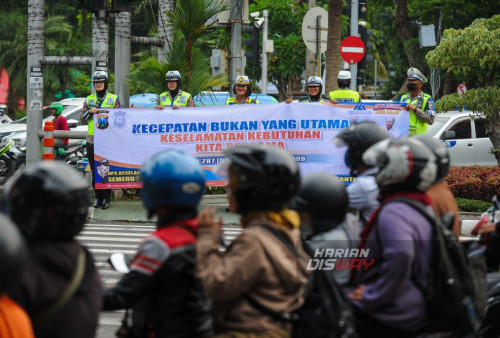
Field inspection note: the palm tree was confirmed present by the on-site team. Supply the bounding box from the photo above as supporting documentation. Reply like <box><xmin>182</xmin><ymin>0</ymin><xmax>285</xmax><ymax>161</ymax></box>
<box><xmin>164</xmin><ymin>0</ymin><xmax>227</xmax><ymax>88</ymax></box>
<box><xmin>128</xmin><ymin>36</ymin><xmax>227</xmax><ymax>97</ymax></box>
<box><xmin>325</xmin><ymin>0</ymin><xmax>342</xmax><ymax>93</ymax></box>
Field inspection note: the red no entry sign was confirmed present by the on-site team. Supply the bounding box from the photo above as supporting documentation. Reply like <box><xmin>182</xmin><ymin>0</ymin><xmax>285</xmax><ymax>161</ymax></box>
<box><xmin>340</xmin><ymin>36</ymin><xmax>366</xmax><ymax>64</ymax></box>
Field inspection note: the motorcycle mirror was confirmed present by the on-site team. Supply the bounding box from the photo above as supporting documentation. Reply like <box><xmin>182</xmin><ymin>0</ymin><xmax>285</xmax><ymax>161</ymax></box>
<box><xmin>109</xmin><ymin>252</ymin><xmax>130</xmax><ymax>273</ymax></box>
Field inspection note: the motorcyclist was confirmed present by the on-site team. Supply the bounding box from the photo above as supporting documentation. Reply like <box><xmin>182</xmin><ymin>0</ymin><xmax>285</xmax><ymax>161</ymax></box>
<box><xmin>82</xmin><ymin>70</ymin><xmax>120</xmax><ymax>210</ymax></box>
<box><xmin>348</xmin><ymin>137</ymin><xmax>437</xmax><ymax>337</ymax></box>
<box><xmin>225</xmin><ymin>75</ymin><xmax>260</xmax><ymax>105</ymax></box>
<box><xmin>4</xmin><ymin>161</ymin><xmax>102</xmax><ymax>338</ymax></box>
<box><xmin>155</xmin><ymin>70</ymin><xmax>194</xmax><ymax>109</ymax></box>
<box><xmin>0</xmin><ymin>214</ymin><xmax>34</xmax><ymax>338</ymax></box>
<box><xmin>102</xmin><ymin>149</ymin><xmax>214</xmax><ymax>337</ymax></box>
<box><xmin>291</xmin><ymin>172</ymin><xmax>359</xmax><ymax>285</ymax></box>
<box><xmin>197</xmin><ymin>144</ymin><xmax>308</xmax><ymax>336</ymax></box>
<box><xmin>412</xmin><ymin>134</ymin><xmax>460</xmax><ymax>237</ymax></box>
<box><xmin>49</xmin><ymin>102</ymin><xmax>68</xmax><ymax>155</ymax></box>
<box><xmin>333</xmin><ymin>121</ymin><xmax>389</xmax><ymax>226</ymax></box>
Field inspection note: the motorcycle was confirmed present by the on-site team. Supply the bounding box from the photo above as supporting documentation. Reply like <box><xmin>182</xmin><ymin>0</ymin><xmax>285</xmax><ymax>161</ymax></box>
<box><xmin>468</xmin><ymin>194</ymin><xmax>500</xmax><ymax>337</ymax></box>
<box><xmin>108</xmin><ymin>253</ymin><xmax>132</xmax><ymax>338</ymax></box>
<box><xmin>55</xmin><ymin>140</ymin><xmax>87</xmax><ymax>165</ymax></box>
<box><xmin>0</xmin><ymin>140</ymin><xmax>26</xmax><ymax>185</ymax></box>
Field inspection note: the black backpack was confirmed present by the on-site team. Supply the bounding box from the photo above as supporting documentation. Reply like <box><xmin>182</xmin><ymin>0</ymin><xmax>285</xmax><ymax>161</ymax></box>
<box><xmin>245</xmin><ymin>224</ymin><xmax>358</xmax><ymax>338</ymax></box>
<box><xmin>389</xmin><ymin>198</ymin><xmax>481</xmax><ymax>335</ymax></box>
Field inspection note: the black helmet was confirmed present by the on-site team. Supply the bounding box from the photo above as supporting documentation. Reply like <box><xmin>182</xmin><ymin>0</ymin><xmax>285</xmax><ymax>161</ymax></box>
<box><xmin>411</xmin><ymin>134</ymin><xmax>450</xmax><ymax>181</ymax></box>
<box><xmin>0</xmin><ymin>214</ymin><xmax>28</xmax><ymax>292</ymax></box>
<box><xmin>2</xmin><ymin>161</ymin><xmax>89</xmax><ymax>240</ymax></box>
<box><xmin>220</xmin><ymin>144</ymin><xmax>300</xmax><ymax>214</ymax></box>
<box><xmin>334</xmin><ymin>121</ymin><xmax>389</xmax><ymax>175</ymax></box>
<box><xmin>363</xmin><ymin>138</ymin><xmax>438</xmax><ymax>193</ymax></box>
<box><xmin>291</xmin><ymin>173</ymin><xmax>348</xmax><ymax>234</ymax></box>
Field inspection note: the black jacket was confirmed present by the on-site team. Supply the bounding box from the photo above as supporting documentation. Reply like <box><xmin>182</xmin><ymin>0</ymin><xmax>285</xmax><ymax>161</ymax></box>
<box><xmin>103</xmin><ymin>219</ymin><xmax>213</xmax><ymax>337</ymax></box>
<box><xmin>9</xmin><ymin>240</ymin><xmax>102</xmax><ymax>338</ymax></box>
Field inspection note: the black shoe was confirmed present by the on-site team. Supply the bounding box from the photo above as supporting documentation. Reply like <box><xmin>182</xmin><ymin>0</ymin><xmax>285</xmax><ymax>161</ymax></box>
<box><xmin>93</xmin><ymin>199</ymin><xmax>102</xmax><ymax>208</ymax></box>
<box><xmin>101</xmin><ymin>199</ymin><xmax>110</xmax><ymax>210</ymax></box>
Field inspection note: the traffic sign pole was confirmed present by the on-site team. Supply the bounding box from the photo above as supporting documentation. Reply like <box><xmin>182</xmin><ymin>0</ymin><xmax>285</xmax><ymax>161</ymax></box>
<box><xmin>350</xmin><ymin>0</ymin><xmax>359</xmax><ymax>90</ymax></box>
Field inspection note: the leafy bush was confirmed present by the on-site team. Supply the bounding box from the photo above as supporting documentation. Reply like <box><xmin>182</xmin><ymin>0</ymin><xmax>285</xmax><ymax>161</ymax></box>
<box><xmin>446</xmin><ymin>166</ymin><xmax>500</xmax><ymax>201</ymax></box>
<box><xmin>455</xmin><ymin>198</ymin><xmax>492</xmax><ymax>212</ymax></box>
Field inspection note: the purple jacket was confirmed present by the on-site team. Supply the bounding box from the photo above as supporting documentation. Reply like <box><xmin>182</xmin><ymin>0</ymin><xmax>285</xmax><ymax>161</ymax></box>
<box><xmin>349</xmin><ymin>202</ymin><xmax>433</xmax><ymax>331</ymax></box>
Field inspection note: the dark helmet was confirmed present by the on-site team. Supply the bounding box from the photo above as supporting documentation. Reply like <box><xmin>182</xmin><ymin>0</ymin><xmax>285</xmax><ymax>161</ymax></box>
<box><xmin>50</xmin><ymin>102</ymin><xmax>64</xmax><ymax>116</ymax></box>
<box><xmin>1</xmin><ymin>161</ymin><xmax>89</xmax><ymax>240</ymax></box>
<box><xmin>411</xmin><ymin>134</ymin><xmax>450</xmax><ymax>181</ymax></box>
<box><xmin>220</xmin><ymin>144</ymin><xmax>300</xmax><ymax>214</ymax></box>
<box><xmin>362</xmin><ymin>138</ymin><xmax>438</xmax><ymax>193</ymax></box>
<box><xmin>0</xmin><ymin>214</ymin><xmax>28</xmax><ymax>292</ymax></box>
<box><xmin>291</xmin><ymin>172</ymin><xmax>348</xmax><ymax>234</ymax></box>
<box><xmin>334</xmin><ymin>121</ymin><xmax>389</xmax><ymax>175</ymax></box>
<box><xmin>141</xmin><ymin>149</ymin><xmax>205</xmax><ymax>212</ymax></box>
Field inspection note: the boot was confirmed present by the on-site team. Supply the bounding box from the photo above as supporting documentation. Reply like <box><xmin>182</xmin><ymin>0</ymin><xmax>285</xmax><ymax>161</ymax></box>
<box><xmin>101</xmin><ymin>199</ymin><xmax>110</xmax><ymax>210</ymax></box>
<box><xmin>93</xmin><ymin>199</ymin><xmax>102</xmax><ymax>208</ymax></box>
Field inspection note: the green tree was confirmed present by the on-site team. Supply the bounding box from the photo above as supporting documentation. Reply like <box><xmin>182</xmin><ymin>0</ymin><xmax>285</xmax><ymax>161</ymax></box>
<box><xmin>128</xmin><ymin>34</ymin><xmax>227</xmax><ymax>97</ymax></box>
<box><xmin>0</xmin><ymin>11</ymin><xmax>73</xmax><ymax>113</ymax></box>
<box><xmin>426</xmin><ymin>15</ymin><xmax>500</xmax><ymax>165</ymax></box>
<box><xmin>164</xmin><ymin>0</ymin><xmax>227</xmax><ymax>88</ymax></box>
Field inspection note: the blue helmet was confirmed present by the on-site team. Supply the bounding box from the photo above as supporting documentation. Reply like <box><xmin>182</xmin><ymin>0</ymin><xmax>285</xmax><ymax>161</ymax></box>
<box><xmin>140</xmin><ymin>149</ymin><xmax>205</xmax><ymax>211</ymax></box>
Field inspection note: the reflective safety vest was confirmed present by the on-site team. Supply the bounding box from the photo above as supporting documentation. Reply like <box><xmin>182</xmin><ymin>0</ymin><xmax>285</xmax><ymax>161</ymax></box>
<box><xmin>299</xmin><ymin>97</ymin><xmax>326</xmax><ymax>103</ymax></box>
<box><xmin>225</xmin><ymin>97</ymin><xmax>259</xmax><ymax>105</ymax></box>
<box><xmin>85</xmin><ymin>93</ymin><xmax>118</xmax><ymax>136</ymax></box>
<box><xmin>400</xmin><ymin>92</ymin><xmax>431</xmax><ymax>135</ymax></box>
<box><xmin>328</xmin><ymin>89</ymin><xmax>361</xmax><ymax>103</ymax></box>
<box><xmin>159</xmin><ymin>91</ymin><xmax>192</xmax><ymax>107</ymax></box>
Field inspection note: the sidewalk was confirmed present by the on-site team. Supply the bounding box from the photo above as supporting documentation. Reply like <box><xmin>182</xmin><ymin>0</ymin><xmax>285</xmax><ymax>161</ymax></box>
<box><xmin>88</xmin><ymin>194</ymin><xmax>241</xmax><ymax>224</ymax></box>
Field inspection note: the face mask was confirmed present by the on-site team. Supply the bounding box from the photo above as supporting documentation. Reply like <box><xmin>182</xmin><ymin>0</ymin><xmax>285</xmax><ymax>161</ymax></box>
<box><xmin>407</xmin><ymin>82</ymin><xmax>418</xmax><ymax>91</ymax></box>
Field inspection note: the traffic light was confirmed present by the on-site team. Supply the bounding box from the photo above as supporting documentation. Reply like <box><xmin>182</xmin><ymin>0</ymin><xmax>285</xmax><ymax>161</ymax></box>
<box><xmin>359</xmin><ymin>1</ymin><xmax>368</xmax><ymax>20</ymax></box>
<box><xmin>358</xmin><ymin>22</ymin><xmax>373</xmax><ymax>71</ymax></box>
<box><xmin>78</xmin><ymin>0</ymin><xmax>106</xmax><ymax>12</ymax></box>
<box><xmin>244</xmin><ymin>25</ymin><xmax>260</xmax><ymax>66</ymax></box>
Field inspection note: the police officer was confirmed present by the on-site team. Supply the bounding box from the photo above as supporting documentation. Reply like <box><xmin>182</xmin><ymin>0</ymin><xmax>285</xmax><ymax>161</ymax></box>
<box><xmin>82</xmin><ymin>70</ymin><xmax>120</xmax><ymax>210</ymax></box>
<box><xmin>155</xmin><ymin>70</ymin><xmax>194</xmax><ymax>109</ymax></box>
<box><xmin>226</xmin><ymin>75</ymin><xmax>260</xmax><ymax>105</ymax></box>
<box><xmin>286</xmin><ymin>76</ymin><xmax>327</xmax><ymax>103</ymax></box>
<box><xmin>329</xmin><ymin>70</ymin><xmax>361</xmax><ymax>103</ymax></box>
<box><xmin>400</xmin><ymin>67</ymin><xmax>435</xmax><ymax>134</ymax></box>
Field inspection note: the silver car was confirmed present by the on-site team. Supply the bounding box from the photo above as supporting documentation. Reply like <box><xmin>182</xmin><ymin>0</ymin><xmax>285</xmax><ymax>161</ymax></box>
<box><xmin>426</xmin><ymin>111</ymin><xmax>496</xmax><ymax>166</ymax></box>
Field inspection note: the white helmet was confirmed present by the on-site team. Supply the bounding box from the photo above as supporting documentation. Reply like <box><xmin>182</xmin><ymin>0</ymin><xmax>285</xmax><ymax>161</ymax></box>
<box><xmin>166</xmin><ymin>70</ymin><xmax>181</xmax><ymax>81</ymax></box>
<box><xmin>307</xmin><ymin>76</ymin><xmax>322</xmax><ymax>86</ymax></box>
<box><xmin>92</xmin><ymin>70</ymin><xmax>108</xmax><ymax>82</ymax></box>
<box><xmin>337</xmin><ymin>70</ymin><xmax>352</xmax><ymax>80</ymax></box>
<box><xmin>234</xmin><ymin>75</ymin><xmax>250</xmax><ymax>85</ymax></box>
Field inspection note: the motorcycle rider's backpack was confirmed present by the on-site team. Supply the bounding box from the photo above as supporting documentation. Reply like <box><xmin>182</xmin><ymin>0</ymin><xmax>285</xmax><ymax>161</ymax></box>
<box><xmin>390</xmin><ymin>198</ymin><xmax>481</xmax><ymax>335</ymax></box>
<box><xmin>245</xmin><ymin>224</ymin><xmax>358</xmax><ymax>338</ymax></box>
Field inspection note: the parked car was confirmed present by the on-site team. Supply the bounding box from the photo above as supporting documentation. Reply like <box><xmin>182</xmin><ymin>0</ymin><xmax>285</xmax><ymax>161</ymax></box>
<box><xmin>0</xmin><ymin>97</ymin><xmax>86</xmax><ymax>148</ymax></box>
<box><xmin>130</xmin><ymin>93</ymin><xmax>158</xmax><ymax>108</ymax></box>
<box><xmin>193</xmin><ymin>91</ymin><xmax>279</xmax><ymax>106</ymax></box>
<box><xmin>426</xmin><ymin>111</ymin><xmax>496</xmax><ymax>166</ymax></box>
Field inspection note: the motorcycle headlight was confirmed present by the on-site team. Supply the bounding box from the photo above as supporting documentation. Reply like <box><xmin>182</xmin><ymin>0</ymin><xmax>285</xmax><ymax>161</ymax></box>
<box><xmin>13</xmin><ymin>138</ymin><xmax>24</xmax><ymax>148</ymax></box>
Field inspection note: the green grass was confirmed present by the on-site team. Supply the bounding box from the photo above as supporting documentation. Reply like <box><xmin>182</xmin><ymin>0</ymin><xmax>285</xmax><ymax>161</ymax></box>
<box><xmin>455</xmin><ymin>198</ymin><xmax>491</xmax><ymax>212</ymax></box>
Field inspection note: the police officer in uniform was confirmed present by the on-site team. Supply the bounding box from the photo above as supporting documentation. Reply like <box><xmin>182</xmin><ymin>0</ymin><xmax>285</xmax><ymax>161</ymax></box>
<box><xmin>329</xmin><ymin>70</ymin><xmax>361</xmax><ymax>103</ymax></box>
<box><xmin>155</xmin><ymin>70</ymin><xmax>194</xmax><ymax>109</ymax></box>
<box><xmin>400</xmin><ymin>67</ymin><xmax>435</xmax><ymax>134</ymax></box>
<box><xmin>82</xmin><ymin>71</ymin><xmax>120</xmax><ymax>210</ymax></box>
<box><xmin>226</xmin><ymin>75</ymin><xmax>260</xmax><ymax>105</ymax></box>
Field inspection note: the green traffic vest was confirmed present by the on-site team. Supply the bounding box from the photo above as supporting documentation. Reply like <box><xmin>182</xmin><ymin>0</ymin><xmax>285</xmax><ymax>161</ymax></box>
<box><xmin>85</xmin><ymin>93</ymin><xmax>118</xmax><ymax>136</ymax></box>
<box><xmin>225</xmin><ymin>97</ymin><xmax>259</xmax><ymax>105</ymax></box>
<box><xmin>159</xmin><ymin>91</ymin><xmax>192</xmax><ymax>107</ymax></box>
<box><xmin>400</xmin><ymin>92</ymin><xmax>431</xmax><ymax>135</ymax></box>
<box><xmin>328</xmin><ymin>89</ymin><xmax>360</xmax><ymax>103</ymax></box>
